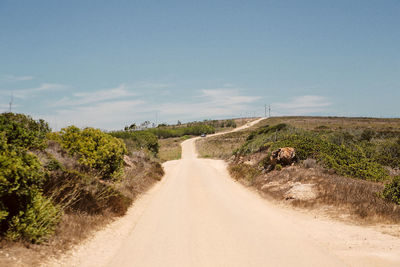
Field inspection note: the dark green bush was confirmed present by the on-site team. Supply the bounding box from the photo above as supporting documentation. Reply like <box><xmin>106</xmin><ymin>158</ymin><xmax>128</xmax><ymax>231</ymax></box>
<box><xmin>375</xmin><ymin>139</ymin><xmax>400</xmax><ymax>169</ymax></box>
<box><xmin>271</xmin><ymin>134</ymin><xmax>388</xmax><ymax>181</ymax></box>
<box><xmin>148</xmin><ymin>124</ymin><xmax>215</xmax><ymax>138</ymax></box>
<box><xmin>247</xmin><ymin>123</ymin><xmax>288</xmax><ymax>141</ymax></box>
<box><xmin>6</xmin><ymin>191</ymin><xmax>61</xmax><ymax>243</ymax></box>
<box><xmin>360</xmin><ymin>129</ymin><xmax>376</xmax><ymax>141</ymax></box>
<box><xmin>224</xmin><ymin>119</ymin><xmax>237</xmax><ymax>128</ymax></box>
<box><xmin>0</xmin><ymin>113</ymin><xmax>50</xmax><ymax>150</ymax></box>
<box><xmin>241</xmin><ymin>125</ymin><xmax>389</xmax><ymax>182</ymax></box>
<box><xmin>0</xmin><ymin>133</ymin><xmax>46</xmax><ymax>224</ymax></box>
<box><xmin>53</xmin><ymin>126</ymin><xmax>127</xmax><ymax>180</ymax></box>
<box><xmin>382</xmin><ymin>176</ymin><xmax>400</xmax><ymax>205</ymax></box>
<box><xmin>0</xmin><ymin>127</ymin><xmax>60</xmax><ymax>242</ymax></box>
<box><xmin>328</xmin><ymin>131</ymin><xmax>355</xmax><ymax>146</ymax></box>
<box><xmin>109</xmin><ymin>130</ymin><xmax>159</xmax><ymax>155</ymax></box>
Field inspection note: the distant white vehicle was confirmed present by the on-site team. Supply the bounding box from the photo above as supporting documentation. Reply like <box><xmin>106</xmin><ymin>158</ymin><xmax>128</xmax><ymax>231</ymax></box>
<box><xmin>201</xmin><ymin>133</ymin><xmax>206</xmax><ymax>137</ymax></box>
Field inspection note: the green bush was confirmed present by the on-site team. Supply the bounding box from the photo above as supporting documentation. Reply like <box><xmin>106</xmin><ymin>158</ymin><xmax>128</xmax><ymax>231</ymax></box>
<box><xmin>0</xmin><ymin>113</ymin><xmax>50</xmax><ymax>150</ymax></box>
<box><xmin>382</xmin><ymin>176</ymin><xmax>400</xmax><ymax>205</ymax></box>
<box><xmin>224</xmin><ymin>119</ymin><xmax>237</xmax><ymax>128</ymax></box>
<box><xmin>328</xmin><ymin>131</ymin><xmax>355</xmax><ymax>146</ymax></box>
<box><xmin>271</xmin><ymin>134</ymin><xmax>388</xmax><ymax>181</ymax></box>
<box><xmin>54</xmin><ymin>126</ymin><xmax>127</xmax><ymax>180</ymax></box>
<box><xmin>360</xmin><ymin>129</ymin><xmax>375</xmax><ymax>141</ymax></box>
<box><xmin>247</xmin><ymin>123</ymin><xmax>288</xmax><ymax>141</ymax></box>
<box><xmin>148</xmin><ymin>124</ymin><xmax>215</xmax><ymax>138</ymax></box>
<box><xmin>0</xmin><ymin>133</ymin><xmax>46</xmax><ymax>224</ymax></box>
<box><xmin>375</xmin><ymin>139</ymin><xmax>400</xmax><ymax>169</ymax></box>
<box><xmin>0</xmin><ymin>130</ymin><xmax>60</xmax><ymax>242</ymax></box>
<box><xmin>0</xmin><ymin>134</ymin><xmax>45</xmax><ymax>197</ymax></box>
<box><xmin>6</xmin><ymin>191</ymin><xmax>61</xmax><ymax>243</ymax></box>
<box><xmin>241</xmin><ymin>125</ymin><xmax>389</xmax><ymax>182</ymax></box>
<box><xmin>109</xmin><ymin>130</ymin><xmax>159</xmax><ymax>155</ymax></box>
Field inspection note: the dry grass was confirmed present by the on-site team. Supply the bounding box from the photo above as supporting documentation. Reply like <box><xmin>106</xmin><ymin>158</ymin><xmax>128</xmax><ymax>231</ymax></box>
<box><xmin>228</xmin><ymin>161</ymin><xmax>400</xmax><ymax>224</ymax></box>
<box><xmin>196</xmin><ymin>130</ymin><xmax>251</xmax><ymax>159</ymax></box>
<box><xmin>158</xmin><ymin>137</ymin><xmax>183</xmax><ymax>162</ymax></box>
<box><xmin>196</xmin><ymin>116</ymin><xmax>400</xmax><ymax>224</ymax></box>
<box><xmin>157</xmin><ymin>119</ymin><xmax>255</xmax><ymax>162</ymax></box>
<box><xmin>257</xmin><ymin>116</ymin><xmax>400</xmax><ymax>131</ymax></box>
<box><xmin>0</xmin><ymin>213</ymin><xmax>111</xmax><ymax>267</ymax></box>
<box><xmin>197</xmin><ymin>116</ymin><xmax>400</xmax><ymax>161</ymax></box>
<box><xmin>196</xmin><ymin>118</ymin><xmax>268</xmax><ymax>160</ymax></box>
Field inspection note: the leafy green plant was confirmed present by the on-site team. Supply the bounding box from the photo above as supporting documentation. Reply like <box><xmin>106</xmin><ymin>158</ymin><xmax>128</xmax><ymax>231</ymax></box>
<box><xmin>0</xmin><ymin>113</ymin><xmax>50</xmax><ymax>150</ymax></box>
<box><xmin>382</xmin><ymin>176</ymin><xmax>400</xmax><ymax>205</ymax></box>
<box><xmin>54</xmin><ymin>126</ymin><xmax>127</xmax><ymax>180</ymax></box>
<box><xmin>375</xmin><ymin>139</ymin><xmax>400</xmax><ymax>168</ymax></box>
<box><xmin>0</xmin><ymin>133</ymin><xmax>46</xmax><ymax>223</ymax></box>
<box><xmin>6</xmin><ymin>191</ymin><xmax>61</xmax><ymax>243</ymax></box>
<box><xmin>0</xmin><ymin>130</ymin><xmax>61</xmax><ymax>242</ymax></box>
<box><xmin>241</xmin><ymin>124</ymin><xmax>389</xmax><ymax>182</ymax></box>
<box><xmin>360</xmin><ymin>129</ymin><xmax>375</xmax><ymax>141</ymax></box>
<box><xmin>148</xmin><ymin>124</ymin><xmax>215</xmax><ymax>138</ymax></box>
<box><xmin>109</xmin><ymin>130</ymin><xmax>159</xmax><ymax>155</ymax></box>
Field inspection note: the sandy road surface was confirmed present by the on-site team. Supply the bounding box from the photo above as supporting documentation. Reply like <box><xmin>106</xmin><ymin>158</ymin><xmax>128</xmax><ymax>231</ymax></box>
<box><xmin>46</xmin><ymin>118</ymin><xmax>400</xmax><ymax>267</ymax></box>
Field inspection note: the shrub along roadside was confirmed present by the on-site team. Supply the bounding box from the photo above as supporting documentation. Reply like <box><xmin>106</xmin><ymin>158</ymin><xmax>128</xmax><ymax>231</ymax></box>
<box><xmin>0</xmin><ymin>114</ymin><xmax>61</xmax><ymax>243</ymax></box>
<box><xmin>0</xmin><ymin>112</ymin><xmax>50</xmax><ymax>150</ymax></box>
<box><xmin>238</xmin><ymin>126</ymin><xmax>389</xmax><ymax>182</ymax></box>
<box><xmin>108</xmin><ymin>130</ymin><xmax>159</xmax><ymax>155</ymax></box>
<box><xmin>49</xmin><ymin>126</ymin><xmax>127</xmax><ymax>180</ymax></box>
<box><xmin>382</xmin><ymin>176</ymin><xmax>400</xmax><ymax>205</ymax></box>
<box><xmin>1</xmin><ymin>113</ymin><xmax>164</xmax><ymax>248</ymax></box>
<box><xmin>235</xmin><ymin>123</ymin><xmax>400</xmax><ymax>205</ymax></box>
<box><xmin>147</xmin><ymin>124</ymin><xmax>215</xmax><ymax>138</ymax></box>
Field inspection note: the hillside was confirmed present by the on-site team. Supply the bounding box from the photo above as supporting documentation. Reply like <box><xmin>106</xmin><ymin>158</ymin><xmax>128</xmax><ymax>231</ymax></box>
<box><xmin>196</xmin><ymin>116</ymin><xmax>400</xmax><ymax>224</ymax></box>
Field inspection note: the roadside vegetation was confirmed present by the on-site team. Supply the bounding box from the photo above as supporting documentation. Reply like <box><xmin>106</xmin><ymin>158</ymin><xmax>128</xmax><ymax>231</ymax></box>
<box><xmin>112</xmin><ymin>118</ymin><xmax>242</xmax><ymax>162</ymax></box>
<box><xmin>196</xmin><ymin>116</ymin><xmax>400</xmax><ymax>223</ymax></box>
<box><xmin>0</xmin><ymin>113</ymin><xmax>164</xmax><ymax>266</ymax></box>
<box><xmin>0</xmin><ymin>115</ymin><xmax>246</xmax><ymax>266</ymax></box>
<box><xmin>158</xmin><ymin>136</ymin><xmax>189</xmax><ymax>162</ymax></box>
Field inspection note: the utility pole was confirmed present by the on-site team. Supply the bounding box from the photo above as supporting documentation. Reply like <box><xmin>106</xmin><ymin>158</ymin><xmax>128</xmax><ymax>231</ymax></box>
<box><xmin>9</xmin><ymin>92</ymin><xmax>13</xmax><ymax>113</ymax></box>
<box><xmin>264</xmin><ymin>104</ymin><xmax>267</xmax><ymax>118</ymax></box>
<box><xmin>269</xmin><ymin>105</ymin><xmax>271</xmax><ymax>117</ymax></box>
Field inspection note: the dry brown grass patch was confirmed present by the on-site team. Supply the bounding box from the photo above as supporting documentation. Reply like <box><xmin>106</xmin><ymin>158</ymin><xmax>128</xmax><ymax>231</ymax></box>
<box><xmin>196</xmin><ymin>131</ymin><xmax>250</xmax><ymax>159</ymax></box>
<box><xmin>158</xmin><ymin>137</ymin><xmax>182</xmax><ymax>162</ymax></box>
<box><xmin>248</xmin><ymin>165</ymin><xmax>400</xmax><ymax>223</ymax></box>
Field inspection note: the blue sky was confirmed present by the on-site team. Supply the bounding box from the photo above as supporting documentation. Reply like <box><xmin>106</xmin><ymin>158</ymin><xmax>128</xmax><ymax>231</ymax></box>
<box><xmin>0</xmin><ymin>0</ymin><xmax>399</xmax><ymax>130</ymax></box>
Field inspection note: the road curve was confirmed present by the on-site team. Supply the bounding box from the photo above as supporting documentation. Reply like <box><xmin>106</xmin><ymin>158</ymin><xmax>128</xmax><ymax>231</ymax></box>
<box><xmin>108</xmin><ymin>118</ymin><xmax>343</xmax><ymax>266</ymax></box>
<box><xmin>47</xmin><ymin>118</ymin><xmax>400</xmax><ymax>267</ymax></box>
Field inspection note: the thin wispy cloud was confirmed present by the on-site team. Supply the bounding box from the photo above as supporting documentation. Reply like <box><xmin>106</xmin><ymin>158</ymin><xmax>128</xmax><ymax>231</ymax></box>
<box><xmin>201</xmin><ymin>88</ymin><xmax>260</xmax><ymax>106</ymax></box>
<box><xmin>272</xmin><ymin>95</ymin><xmax>332</xmax><ymax>115</ymax></box>
<box><xmin>132</xmin><ymin>82</ymin><xmax>172</xmax><ymax>89</ymax></box>
<box><xmin>44</xmin><ymin>99</ymin><xmax>146</xmax><ymax>129</ymax></box>
<box><xmin>53</xmin><ymin>84</ymin><xmax>136</xmax><ymax>107</ymax></box>
<box><xmin>43</xmin><ymin>85</ymin><xmax>260</xmax><ymax>130</ymax></box>
<box><xmin>13</xmin><ymin>83</ymin><xmax>68</xmax><ymax>98</ymax></box>
<box><xmin>2</xmin><ymin>74</ymin><xmax>35</xmax><ymax>82</ymax></box>
<box><xmin>157</xmin><ymin>88</ymin><xmax>260</xmax><ymax>121</ymax></box>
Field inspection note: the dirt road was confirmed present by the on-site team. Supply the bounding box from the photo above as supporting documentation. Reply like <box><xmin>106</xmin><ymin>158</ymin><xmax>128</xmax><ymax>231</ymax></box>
<box><xmin>47</xmin><ymin>119</ymin><xmax>400</xmax><ymax>267</ymax></box>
